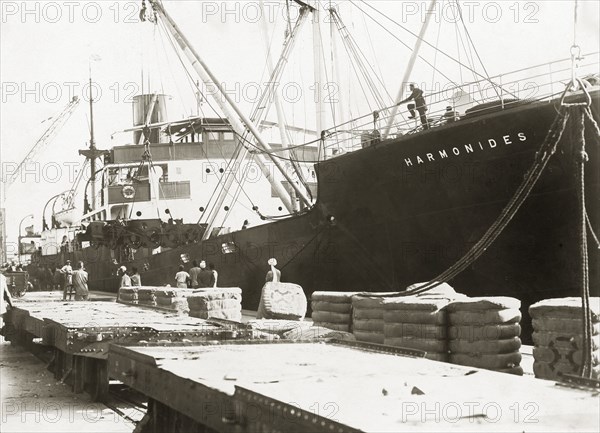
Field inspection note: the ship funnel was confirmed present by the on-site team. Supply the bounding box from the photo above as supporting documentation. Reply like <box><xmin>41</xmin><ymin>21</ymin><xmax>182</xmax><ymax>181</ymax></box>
<box><xmin>132</xmin><ymin>94</ymin><xmax>171</xmax><ymax>144</ymax></box>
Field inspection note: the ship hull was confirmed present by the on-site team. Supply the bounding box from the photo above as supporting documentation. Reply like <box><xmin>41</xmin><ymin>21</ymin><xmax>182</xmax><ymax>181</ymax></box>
<box><xmin>37</xmin><ymin>92</ymin><xmax>600</xmax><ymax>340</ymax></box>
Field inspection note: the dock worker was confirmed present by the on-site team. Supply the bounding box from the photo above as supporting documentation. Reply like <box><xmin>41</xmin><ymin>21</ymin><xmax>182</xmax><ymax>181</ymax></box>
<box><xmin>189</xmin><ymin>260</ymin><xmax>202</xmax><ymax>288</ymax></box>
<box><xmin>197</xmin><ymin>260</ymin><xmax>213</xmax><ymax>288</ymax></box>
<box><xmin>398</xmin><ymin>83</ymin><xmax>429</xmax><ymax>130</ymax></box>
<box><xmin>265</xmin><ymin>258</ymin><xmax>281</xmax><ymax>283</ymax></box>
<box><xmin>1</xmin><ymin>273</ymin><xmax>14</xmax><ymax>338</ymax></box>
<box><xmin>208</xmin><ymin>263</ymin><xmax>218</xmax><ymax>288</ymax></box>
<box><xmin>72</xmin><ymin>261</ymin><xmax>89</xmax><ymax>301</ymax></box>
<box><xmin>256</xmin><ymin>258</ymin><xmax>282</xmax><ymax>319</ymax></box>
<box><xmin>175</xmin><ymin>265</ymin><xmax>190</xmax><ymax>288</ymax></box>
<box><xmin>60</xmin><ymin>260</ymin><xmax>73</xmax><ymax>300</ymax></box>
<box><xmin>130</xmin><ymin>266</ymin><xmax>141</xmax><ymax>287</ymax></box>
<box><xmin>118</xmin><ymin>266</ymin><xmax>131</xmax><ymax>287</ymax></box>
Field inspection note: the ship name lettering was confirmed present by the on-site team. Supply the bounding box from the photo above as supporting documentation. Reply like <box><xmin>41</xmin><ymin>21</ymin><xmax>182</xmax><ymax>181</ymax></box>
<box><xmin>402</xmin><ymin>132</ymin><xmax>529</xmax><ymax>167</ymax></box>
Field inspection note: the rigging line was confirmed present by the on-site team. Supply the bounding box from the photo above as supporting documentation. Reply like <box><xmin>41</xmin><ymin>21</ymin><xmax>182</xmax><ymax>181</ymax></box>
<box><xmin>331</xmin><ymin>9</ymin><xmax>389</xmax><ymax>111</ymax></box>
<box><xmin>157</xmin><ymin>21</ymin><xmax>258</xmax><ymax>218</ymax></box>
<box><xmin>332</xmin><ymin>12</ymin><xmax>374</xmax><ymax>114</ymax></box>
<box><xmin>452</xmin><ymin>4</ymin><xmax>483</xmax><ymax>102</ymax></box>
<box><xmin>350</xmin><ymin>0</ymin><xmax>459</xmax><ymax>87</ymax></box>
<box><xmin>360</xmin><ymin>3</ymin><xmax>388</xmax><ymax>92</ymax></box>
<box><xmin>157</xmin><ymin>20</ymin><xmax>201</xmax><ymax>115</ymax></box>
<box><xmin>430</xmin><ymin>0</ymin><xmax>444</xmax><ymax>91</ymax></box>
<box><xmin>573</xmin><ymin>0</ymin><xmax>579</xmax><ymax>47</ymax></box>
<box><xmin>336</xmin><ymin>8</ymin><xmax>394</xmax><ymax>104</ymax></box>
<box><xmin>453</xmin><ymin>6</ymin><xmax>464</xmax><ymax>85</ymax></box>
<box><xmin>457</xmin><ymin>16</ymin><xmax>484</xmax><ymax>102</ymax></box>
<box><xmin>455</xmin><ymin>0</ymin><xmax>500</xmax><ymax>101</ymax></box>
<box><xmin>355</xmin><ymin>0</ymin><xmax>516</xmax><ymax>98</ymax></box>
<box><xmin>152</xmin><ymin>20</ymin><xmax>167</xmax><ymax>105</ymax></box>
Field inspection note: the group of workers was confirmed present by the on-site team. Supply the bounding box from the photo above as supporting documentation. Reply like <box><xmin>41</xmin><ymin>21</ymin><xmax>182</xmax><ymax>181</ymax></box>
<box><xmin>174</xmin><ymin>260</ymin><xmax>217</xmax><ymax>289</ymax></box>
<box><xmin>57</xmin><ymin>259</ymin><xmax>89</xmax><ymax>301</ymax></box>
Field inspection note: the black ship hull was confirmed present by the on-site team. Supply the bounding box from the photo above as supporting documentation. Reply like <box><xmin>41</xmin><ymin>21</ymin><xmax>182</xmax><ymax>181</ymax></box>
<box><xmin>38</xmin><ymin>93</ymin><xmax>600</xmax><ymax>339</ymax></box>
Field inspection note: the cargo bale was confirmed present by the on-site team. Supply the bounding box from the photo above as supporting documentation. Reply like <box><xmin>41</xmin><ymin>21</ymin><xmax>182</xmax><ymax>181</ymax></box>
<box><xmin>448</xmin><ymin>337</ymin><xmax>521</xmax><ymax>354</ymax></box>
<box><xmin>260</xmin><ymin>282</ymin><xmax>307</xmax><ymax>320</ymax></box>
<box><xmin>449</xmin><ymin>309</ymin><xmax>522</xmax><ymax>325</ymax></box>
<box><xmin>311</xmin><ymin>311</ymin><xmax>351</xmax><ymax>324</ymax></box>
<box><xmin>384</xmin><ymin>323</ymin><xmax>446</xmax><ymax>340</ymax></box>
<box><xmin>310</xmin><ymin>292</ymin><xmax>359</xmax><ymax>303</ymax></box>
<box><xmin>384</xmin><ymin>336</ymin><xmax>447</xmax><ymax>353</ymax></box>
<box><xmin>311</xmin><ymin>301</ymin><xmax>352</xmax><ymax>314</ymax></box>
<box><xmin>448</xmin><ymin>323</ymin><xmax>521</xmax><ymax>341</ymax></box>
<box><xmin>447</xmin><ymin>297</ymin><xmax>521</xmax><ymax>312</ymax></box>
<box><xmin>353</xmin><ymin>330</ymin><xmax>384</xmax><ymax>344</ymax></box>
<box><xmin>529</xmin><ymin>297</ymin><xmax>600</xmax><ymax>321</ymax></box>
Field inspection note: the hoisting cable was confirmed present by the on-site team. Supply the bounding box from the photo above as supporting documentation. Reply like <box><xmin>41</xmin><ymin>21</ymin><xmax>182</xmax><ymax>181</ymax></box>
<box><xmin>363</xmin><ymin>90</ymin><xmax>578</xmax><ymax>300</ymax></box>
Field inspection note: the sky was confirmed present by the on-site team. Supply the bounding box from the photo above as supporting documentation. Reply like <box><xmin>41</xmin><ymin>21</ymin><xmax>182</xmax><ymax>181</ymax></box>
<box><xmin>1</xmin><ymin>0</ymin><xmax>599</xmax><ymax>259</ymax></box>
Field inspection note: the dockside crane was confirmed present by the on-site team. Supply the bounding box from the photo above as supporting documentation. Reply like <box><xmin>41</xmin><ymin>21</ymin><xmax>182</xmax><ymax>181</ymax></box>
<box><xmin>0</xmin><ymin>96</ymin><xmax>80</xmax><ymax>263</ymax></box>
<box><xmin>2</xmin><ymin>96</ymin><xmax>81</xmax><ymax>196</ymax></box>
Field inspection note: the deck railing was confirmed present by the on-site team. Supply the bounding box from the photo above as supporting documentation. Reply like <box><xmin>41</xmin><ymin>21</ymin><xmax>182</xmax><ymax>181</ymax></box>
<box><xmin>317</xmin><ymin>52</ymin><xmax>599</xmax><ymax>158</ymax></box>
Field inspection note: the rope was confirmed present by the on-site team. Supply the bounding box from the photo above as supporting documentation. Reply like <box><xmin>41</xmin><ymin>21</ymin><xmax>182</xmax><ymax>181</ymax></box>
<box><xmin>364</xmin><ymin>101</ymin><xmax>572</xmax><ymax>299</ymax></box>
<box><xmin>572</xmin><ymin>107</ymin><xmax>593</xmax><ymax>378</ymax></box>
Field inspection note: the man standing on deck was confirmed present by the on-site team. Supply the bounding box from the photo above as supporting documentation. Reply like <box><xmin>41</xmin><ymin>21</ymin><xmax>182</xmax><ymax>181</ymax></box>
<box><xmin>72</xmin><ymin>261</ymin><xmax>89</xmax><ymax>301</ymax></box>
<box><xmin>398</xmin><ymin>83</ymin><xmax>429</xmax><ymax>130</ymax></box>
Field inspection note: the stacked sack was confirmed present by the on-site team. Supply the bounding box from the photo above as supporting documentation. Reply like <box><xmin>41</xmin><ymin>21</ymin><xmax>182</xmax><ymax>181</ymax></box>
<box><xmin>118</xmin><ymin>287</ymin><xmax>138</xmax><ymax>304</ymax></box>
<box><xmin>311</xmin><ymin>292</ymin><xmax>358</xmax><ymax>332</ymax></box>
<box><xmin>154</xmin><ymin>288</ymin><xmax>190</xmax><ymax>313</ymax></box>
<box><xmin>352</xmin><ymin>295</ymin><xmax>386</xmax><ymax>344</ymax></box>
<box><xmin>383</xmin><ymin>297</ymin><xmax>451</xmax><ymax>362</ymax></box>
<box><xmin>529</xmin><ymin>297</ymin><xmax>600</xmax><ymax>380</ymax></box>
<box><xmin>448</xmin><ymin>297</ymin><xmax>523</xmax><ymax>375</ymax></box>
<box><xmin>137</xmin><ymin>287</ymin><xmax>157</xmax><ymax>306</ymax></box>
<box><xmin>187</xmin><ymin>288</ymin><xmax>243</xmax><ymax>322</ymax></box>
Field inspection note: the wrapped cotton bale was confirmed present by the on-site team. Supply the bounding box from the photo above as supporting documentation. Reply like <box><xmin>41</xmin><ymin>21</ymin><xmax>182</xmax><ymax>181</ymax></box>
<box><xmin>257</xmin><ymin>282</ymin><xmax>307</xmax><ymax>320</ymax></box>
<box><xmin>154</xmin><ymin>288</ymin><xmax>190</xmax><ymax>313</ymax></box>
<box><xmin>137</xmin><ymin>287</ymin><xmax>157</xmax><ymax>306</ymax></box>
<box><xmin>351</xmin><ymin>295</ymin><xmax>385</xmax><ymax>344</ymax></box>
<box><xmin>118</xmin><ymin>287</ymin><xmax>138</xmax><ymax>304</ymax></box>
<box><xmin>383</xmin><ymin>296</ymin><xmax>451</xmax><ymax>362</ymax></box>
<box><xmin>529</xmin><ymin>297</ymin><xmax>600</xmax><ymax>380</ymax></box>
<box><xmin>310</xmin><ymin>291</ymin><xmax>358</xmax><ymax>333</ymax></box>
<box><xmin>187</xmin><ymin>288</ymin><xmax>242</xmax><ymax>322</ymax></box>
<box><xmin>448</xmin><ymin>297</ymin><xmax>522</xmax><ymax>374</ymax></box>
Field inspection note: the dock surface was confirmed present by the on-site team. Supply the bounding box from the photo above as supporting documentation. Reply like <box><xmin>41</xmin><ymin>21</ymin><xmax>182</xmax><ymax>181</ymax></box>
<box><xmin>109</xmin><ymin>340</ymin><xmax>600</xmax><ymax>432</ymax></box>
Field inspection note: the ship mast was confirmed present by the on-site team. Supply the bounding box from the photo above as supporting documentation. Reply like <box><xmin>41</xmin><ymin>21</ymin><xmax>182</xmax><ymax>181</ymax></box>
<box><xmin>78</xmin><ymin>66</ymin><xmax>106</xmax><ymax>212</ymax></box>
<box><xmin>312</xmin><ymin>4</ymin><xmax>326</xmax><ymax>159</ymax></box>
<box><xmin>148</xmin><ymin>0</ymin><xmax>313</xmax><ymax>236</ymax></box>
<box><xmin>383</xmin><ymin>0</ymin><xmax>438</xmax><ymax>138</ymax></box>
